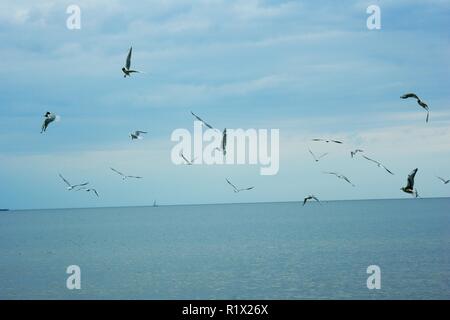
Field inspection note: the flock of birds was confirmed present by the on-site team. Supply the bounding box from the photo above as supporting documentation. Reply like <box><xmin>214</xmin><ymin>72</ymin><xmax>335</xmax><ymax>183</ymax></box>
<box><xmin>39</xmin><ymin>46</ymin><xmax>447</xmax><ymax>205</ymax></box>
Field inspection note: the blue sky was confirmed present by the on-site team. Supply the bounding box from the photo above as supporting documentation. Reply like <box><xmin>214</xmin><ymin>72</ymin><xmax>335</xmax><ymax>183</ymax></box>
<box><xmin>0</xmin><ymin>0</ymin><xmax>449</xmax><ymax>209</ymax></box>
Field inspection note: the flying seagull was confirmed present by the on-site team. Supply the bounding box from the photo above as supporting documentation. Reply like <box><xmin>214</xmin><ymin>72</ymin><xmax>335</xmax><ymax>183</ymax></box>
<box><xmin>58</xmin><ymin>174</ymin><xmax>89</xmax><ymax>191</ymax></box>
<box><xmin>190</xmin><ymin>111</ymin><xmax>215</xmax><ymax>130</ymax></box>
<box><xmin>303</xmin><ymin>195</ymin><xmax>320</xmax><ymax>206</ymax></box>
<box><xmin>41</xmin><ymin>112</ymin><xmax>56</xmax><ymax>133</ymax></box>
<box><xmin>400</xmin><ymin>93</ymin><xmax>429</xmax><ymax>123</ymax></box>
<box><xmin>226</xmin><ymin>178</ymin><xmax>254</xmax><ymax>193</ymax></box>
<box><xmin>401</xmin><ymin>168</ymin><xmax>419</xmax><ymax>197</ymax></box>
<box><xmin>436</xmin><ymin>176</ymin><xmax>450</xmax><ymax>184</ymax></box>
<box><xmin>77</xmin><ymin>187</ymin><xmax>99</xmax><ymax>197</ymax></box>
<box><xmin>130</xmin><ymin>130</ymin><xmax>147</xmax><ymax>140</ymax></box>
<box><xmin>362</xmin><ymin>155</ymin><xmax>394</xmax><ymax>175</ymax></box>
<box><xmin>309</xmin><ymin>149</ymin><xmax>328</xmax><ymax>162</ymax></box>
<box><xmin>122</xmin><ymin>47</ymin><xmax>141</xmax><ymax>77</ymax></box>
<box><xmin>180</xmin><ymin>151</ymin><xmax>196</xmax><ymax>165</ymax></box>
<box><xmin>350</xmin><ymin>149</ymin><xmax>364</xmax><ymax>158</ymax></box>
<box><xmin>110</xmin><ymin>167</ymin><xmax>143</xmax><ymax>180</ymax></box>
<box><xmin>323</xmin><ymin>172</ymin><xmax>355</xmax><ymax>187</ymax></box>
<box><xmin>312</xmin><ymin>138</ymin><xmax>343</xmax><ymax>144</ymax></box>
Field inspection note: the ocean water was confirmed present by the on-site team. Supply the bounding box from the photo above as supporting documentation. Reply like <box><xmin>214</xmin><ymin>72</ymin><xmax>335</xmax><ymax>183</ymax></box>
<box><xmin>0</xmin><ymin>198</ymin><xmax>449</xmax><ymax>300</ymax></box>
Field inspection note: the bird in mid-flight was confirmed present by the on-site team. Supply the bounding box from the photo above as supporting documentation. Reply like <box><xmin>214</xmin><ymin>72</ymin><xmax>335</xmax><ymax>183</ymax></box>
<box><xmin>130</xmin><ymin>130</ymin><xmax>147</xmax><ymax>140</ymax></box>
<box><xmin>436</xmin><ymin>176</ymin><xmax>450</xmax><ymax>184</ymax></box>
<box><xmin>110</xmin><ymin>167</ymin><xmax>143</xmax><ymax>180</ymax></box>
<box><xmin>122</xmin><ymin>47</ymin><xmax>141</xmax><ymax>77</ymax></box>
<box><xmin>401</xmin><ymin>168</ymin><xmax>419</xmax><ymax>197</ymax></box>
<box><xmin>303</xmin><ymin>195</ymin><xmax>320</xmax><ymax>206</ymax></box>
<box><xmin>312</xmin><ymin>138</ymin><xmax>343</xmax><ymax>144</ymax></box>
<box><xmin>400</xmin><ymin>93</ymin><xmax>430</xmax><ymax>123</ymax></box>
<box><xmin>41</xmin><ymin>112</ymin><xmax>57</xmax><ymax>133</ymax></box>
<box><xmin>309</xmin><ymin>149</ymin><xmax>328</xmax><ymax>162</ymax></box>
<box><xmin>190</xmin><ymin>111</ymin><xmax>215</xmax><ymax>130</ymax></box>
<box><xmin>323</xmin><ymin>172</ymin><xmax>355</xmax><ymax>187</ymax></box>
<box><xmin>350</xmin><ymin>149</ymin><xmax>364</xmax><ymax>158</ymax></box>
<box><xmin>226</xmin><ymin>178</ymin><xmax>254</xmax><ymax>193</ymax></box>
<box><xmin>58</xmin><ymin>174</ymin><xmax>89</xmax><ymax>191</ymax></box>
<box><xmin>362</xmin><ymin>156</ymin><xmax>394</xmax><ymax>175</ymax></box>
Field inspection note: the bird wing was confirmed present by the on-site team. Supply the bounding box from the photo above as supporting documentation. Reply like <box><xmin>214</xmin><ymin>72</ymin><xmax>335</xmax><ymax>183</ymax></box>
<box><xmin>125</xmin><ymin>47</ymin><xmax>132</xmax><ymax>69</ymax></box>
<box><xmin>303</xmin><ymin>198</ymin><xmax>308</xmax><ymax>206</ymax></box>
<box><xmin>180</xmin><ymin>152</ymin><xmax>191</xmax><ymax>164</ymax></box>
<box><xmin>381</xmin><ymin>165</ymin><xmax>394</xmax><ymax>175</ymax></box>
<box><xmin>135</xmin><ymin>131</ymin><xmax>147</xmax><ymax>135</ymax></box>
<box><xmin>58</xmin><ymin>174</ymin><xmax>71</xmax><ymax>187</ymax></box>
<box><xmin>318</xmin><ymin>153</ymin><xmax>328</xmax><ymax>159</ymax></box>
<box><xmin>407</xmin><ymin>168</ymin><xmax>418</xmax><ymax>189</ymax></box>
<box><xmin>312</xmin><ymin>139</ymin><xmax>324</xmax><ymax>142</ymax></box>
<box><xmin>308</xmin><ymin>149</ymin><xmax>317</xmax><ymax>161</ymax></box>
<box><xmin>331</xmin><ymin>140</ymin><xmax>343</xmax><ymax>144</ymax></box>
<box><xmin>239</xmin><ymin>187</ymin><xmax>255</xmax><ymax>192</ymax></box>
<box><xmin>127</xmin><ymin>175</ymin><xmax>142</xmax><ymax>179</ymax></box>
<box><xmin>362</xmin><ymin>155</ymin><xmax>379</xmax><ymax>165</ymax></box>
<box><xmin>342</xmin><ymin>176</ymin><xmax>353</xmax><ymax>185</ymax></box>
<box><xmin>92</xmin><ymin>189</ymin><xmax>99</xmax><ymax>197</ymax></box>
<box><xmin>226</xmin><ymin>178</ymin><xmax>238</xmax><ymax>191</ymax></box>
<box><xmin>323</xmin><ymin>171</ymin><xmax>338</xmax><ymax>177</ymax></box>
<box><xmin>191</xmin><ymin>112</ymin><xmax>214</xmax><ymax>129</ymax></box>
<box><xmin>110</xmin><ymin>167</ymin><xmax>124</xmax><ymax>176</ymax></box>
<box><xmin>222</xmin><ymin>129</ymin><xmax>227</xmax><ymax>150</ymax></box>
<box><xmin>400</xmin><ymin>93</ymin><xmax>419</xmax><ymax>100</ymax></box>
<box><xmin>436</xmin><ymin>176</ymin><xmax>446</xmax><ymax>183</ymax></box>
<box><xmin>73</xmin><ymin>182</ymin><xmax>89</xmax><ymax>188</ymax></box>
<box><xmin>311</xmin><ymin>195</ymin><xmax>320</xmax><ymax>202</ymax></box>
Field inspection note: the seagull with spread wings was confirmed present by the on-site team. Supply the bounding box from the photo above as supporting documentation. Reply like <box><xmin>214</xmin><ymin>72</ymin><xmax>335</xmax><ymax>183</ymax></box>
<box><xmin>436</xmin><ymin>176</ymin><xmax>450</xmax><ymax>184</ymax></box>
<box><xmin>400</xmin><ymin>93</ymin><xmax>430</xmax><ymax>123</ymax></box>
<box><xmin>303</xmin><ymin>195</ymin><xmax>320</xmax><ymax>206</ymax></box>
<box><xmin>190</xmin><ymin>111</ymin><xmax>215</xmax><ymax>130</ymax></box>
<box><xmin>226</xmin><ymin>178</ymin><xmax>254</xmax><ymax>193</ymax></box>
<box><xmin>401</xmin><ymin>168</ymin><xmax>419</xmax><ymax>197</ymax></box>
<box><xmin>122</xmin><ymin>47</ymin><xmax>141</xmax><ymax>77</ymax></box>
<box><xmin>362</xmin><ymin>155</ymin><xmax>394</xmax><ymax>175</ymax></box>
<box><xmin>309</xmin><ymin>149</ymin><xmax>328</xmax><ymax>162</ymax></box>
<box><xmin>130</xmin><ymin>130</ymin><xmax>147</xmax><ymax>140</ymax></box>
<box><xmin>58</xmin><ymin>174</ymin><xmax>89</xmax><ymax>191</ymax></box>
<box><xmin>110</xmin><ymin>167</ymin><xmax>143</xmax><ymax>180</ymax></box>
<box><xmin>323</xmin><ymin>171</ymin><xmax>355</xmax><ymax>187</ymax></box>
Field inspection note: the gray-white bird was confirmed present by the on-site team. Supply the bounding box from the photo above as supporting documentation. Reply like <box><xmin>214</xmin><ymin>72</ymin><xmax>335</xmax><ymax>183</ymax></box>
<box><xmin>130</xmin><ymin>130</ymin><xmax>147</xmax><ymax>140</ymax></box>
<box><xmin>362</xmin><ymin>155</ymin><xmax>394</xmax><ymax>175</ymax></box>
<box><xmin>401</xmin><ymin>168</ymin><xmax>419</xmax><ymax>197</ymax></box>
<box><xmin>303</xmin><ymin>195</ymin><xmax>320</xmax><ymax>206</ymax></box>
<box><xmin>226</xmin><ymin>178</ymin><xmax>254</xmax><ymax>193</ymax></box>
<box><xmin>436</xmin><ymin>176</ymin><xmax>450</xmax><ymax>184</ymax></box>
<box><xmin>323</xmin><ymin>171</ymin><xmax>355</xmax><ymax>187</ymax></box>
<box><xmin>58</xmin><ymin>174</ymin><xmax>89</xmax><ymax>191</ymax></box>
<box><xmin>312</xmin><ymin>138</ymin><xmax>343</xmax><ymax>144</ymax></box>
<box><xmin>309</xmin><ymin>149</ymin><xmax>328</xmax><ymax>162</ymax></box>
<box><xmin>41</xmin><ymin>112</ymin><xmax>56</xmax><ymax>133</ymax></box>
<box><xmin>110</xmin><ymin>167</ymin><xmax>143</xmax><ymax>180</ymax></box>
<box><xmin>190</xmin><ymin>111</ymin><xmax>215</xmax><ymax>130</ymax></box>
<box><xmin>400</xmin><ymin>93</ymin><xmax>429</xmax><ymax>123</ymax></box>
<box><xmin>350</xmin><ymin>149</ymin><xmax>364</xmax><ymax>158</ymax></box>
<box><xmin>122</xmin><ymin>47</ymin><xmax>141</xmax><ymax>77</ymax></box>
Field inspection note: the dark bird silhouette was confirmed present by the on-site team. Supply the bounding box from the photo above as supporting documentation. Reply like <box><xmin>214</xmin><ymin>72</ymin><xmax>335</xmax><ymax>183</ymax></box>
<box><xmin>303</xmin><ymin>195</ymin><xmax>320</xmax><ymax>206</ymax></box>
<box><xmin>122</xmin><ymin>47</ymin><xmax>141</xmax><ymax>77</ymax></box>
<box><xmin>309</xmin><ymin>149</ymin><xmax>328</xmax><ymax>162</ymax></box>
<box><xmin>436</xmin><ymin>176</ymin><xmax>450</xmax><ymax>184</ymax></box>
<box><xmin>312</xmin><ymin>138</ymin><xmax>343</xmax><ymax>144</ymax></box>
<box><xmin>323</xmin><ymin>171</ymin><xmax>355</xmax><ymax>187</ymax></box>
<box><xmin>350</xmin><ymin>149</ymin><xmax>364</xmax><ymax>158</ymax></box>
<box><xmin>400</xmin><ymin>93</ymin><xmax>429</xmax><ymax>123</ymax></box>
<box><xmin>401</xmin><ymin>168</ymin><xmax>419</xmax><ymax>197</ymax></box>
<box><xmin>41</xmin><ymin>112</ymin><xmax>56</xmax><ymax>133</ymax></box>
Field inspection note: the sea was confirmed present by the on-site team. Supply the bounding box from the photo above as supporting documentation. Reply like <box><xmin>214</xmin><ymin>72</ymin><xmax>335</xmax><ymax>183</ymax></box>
<box><xmin>0</xmin><ymin>198</ymin><xmax>449</xmax><ymax>300</ymax></box>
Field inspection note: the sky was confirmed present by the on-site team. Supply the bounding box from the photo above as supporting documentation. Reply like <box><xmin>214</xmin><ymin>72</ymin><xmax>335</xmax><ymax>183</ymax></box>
<box><xmin>0</xmin><ymin>0</ymin><xmax>449</xmax><ymax>210</ymax></box>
